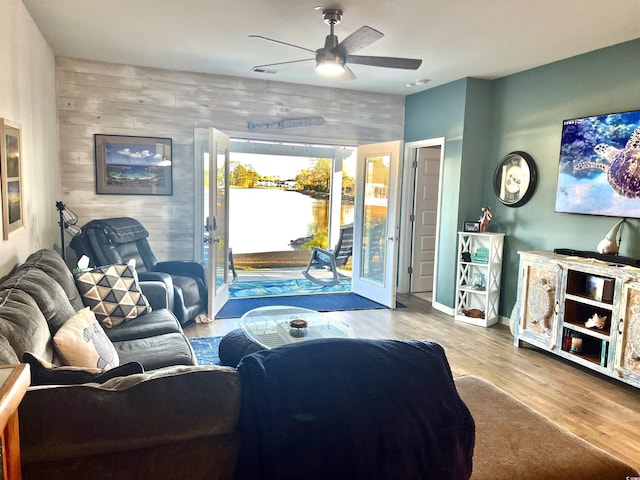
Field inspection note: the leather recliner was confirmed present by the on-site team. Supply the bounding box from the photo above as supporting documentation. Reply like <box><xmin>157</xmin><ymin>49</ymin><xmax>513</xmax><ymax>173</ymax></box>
<box><xmin>70</xmin><ymin>217</ymin><xmax>207</xmax><ymax>325</ymax></box>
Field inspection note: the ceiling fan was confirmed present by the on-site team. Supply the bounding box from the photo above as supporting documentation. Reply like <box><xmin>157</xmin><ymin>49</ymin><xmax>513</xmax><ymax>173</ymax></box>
<box><xmin>249</xmin><ymin>8</ymin><xmax>422</xmax><ymax>80</ymax></box>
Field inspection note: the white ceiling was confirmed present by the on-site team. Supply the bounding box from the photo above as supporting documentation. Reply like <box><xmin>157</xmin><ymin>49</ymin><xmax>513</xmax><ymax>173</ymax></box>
<box><xmin>22</xmin><ymin>0</ymin><xmax>640</xmax><ymax>96</ymax></box>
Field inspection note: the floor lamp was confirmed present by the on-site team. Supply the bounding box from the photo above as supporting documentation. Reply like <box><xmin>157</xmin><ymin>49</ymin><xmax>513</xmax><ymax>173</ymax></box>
<box><xmin>55</xmin><ymin>201</ymin><xmax>80</xmax><ymax>261</ymax></box>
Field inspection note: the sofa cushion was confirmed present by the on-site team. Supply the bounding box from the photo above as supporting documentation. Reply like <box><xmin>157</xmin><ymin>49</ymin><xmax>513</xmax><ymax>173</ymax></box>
<box><xmin>0</xmin><ymin>287</ymin><xmax>53</xmax><ymax>364</ymax></box>
<box><xmin>23</xmin><ymin>352</ymin><xmax>143</xmax><ymax>386</ymax></box>
<box><xmin>1</xmin><ymin>267</ymin><xmax>76</xmax><ymax>336</ymax></box>
<box><xmin>74</xmin><ymin>260</ymin><xmax>151</xmax><ymax>328</ymax></box>
<box><xmin>53</xmin><ymin>307</ymin><xmax>120</xmax><ymax>369</ymax></box>
<box><xmin>104</xmin><ymin>308</ymin><xmax>182</xmax><ymax>343</ymax></box>
<box><xmin>113</xmin><ymin>332</ymin><xmax>196</xmax><ymax>370</ymax></box>
<box><xmin>0</xmin><ymin>336</ymin><xmax>20</xmax><ymax>364</ymax></box>
<box><xmin>21</xmin><ymin>249</ymin><xmax>84</xmax><ymax>311</ymax></box>
<box><xmin>20</xmin><ymin>365</ymin><xmax>240</xmax><ymax>465</ymax></box>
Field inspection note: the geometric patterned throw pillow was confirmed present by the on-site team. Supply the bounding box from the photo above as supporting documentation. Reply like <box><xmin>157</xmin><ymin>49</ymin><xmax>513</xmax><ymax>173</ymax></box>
<box><xmin>74</xmin><ymin>259</ymin><xmax>151</xmax><ymax>328</ymax></box>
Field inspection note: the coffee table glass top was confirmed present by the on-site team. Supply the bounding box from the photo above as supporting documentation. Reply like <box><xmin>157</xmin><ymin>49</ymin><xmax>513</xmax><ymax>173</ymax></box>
<box><xmin>239</xmin><ymin>305</ymin><xmax>356</xmax><ymax>349</ymax></box>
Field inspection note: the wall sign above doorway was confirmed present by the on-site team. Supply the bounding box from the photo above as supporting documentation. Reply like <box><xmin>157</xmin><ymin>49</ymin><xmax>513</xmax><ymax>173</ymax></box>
<box><xmin>248</xmin><ymin>117</ymin><xmax>324</xmax><ymax>132</ymax></box>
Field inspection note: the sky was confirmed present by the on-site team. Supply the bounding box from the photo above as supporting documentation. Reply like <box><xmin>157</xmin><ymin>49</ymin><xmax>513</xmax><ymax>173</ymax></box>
<box><xmin>231</xmin><ymin>153</ymin><xmax>313</xmax><ymax>179</ymax></box>
<box><xmin>230</xmin><ymin>152</ymin><xmax>357</xmax><ymax>180</ymax></box>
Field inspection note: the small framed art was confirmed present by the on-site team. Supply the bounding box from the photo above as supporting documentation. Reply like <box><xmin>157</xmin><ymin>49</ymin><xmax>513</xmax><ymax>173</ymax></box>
<box><xmin>463</xmin><ymin>221</ymin><xmax>480</xmax><ymax>232</ymax></box>
<box><xmin>0</xmin><ymin>119</ymin><xmax>24</xmax><ymax>240</ymax></box>
<box><xmin>585</xmin><ymin>275</ymin><xmax>605</xmax><ymax>302</ymax></box>
<box><xmin>94</xmin><ymin>134</ymin><xmax>173</xmax><ymax>195</ymax></box>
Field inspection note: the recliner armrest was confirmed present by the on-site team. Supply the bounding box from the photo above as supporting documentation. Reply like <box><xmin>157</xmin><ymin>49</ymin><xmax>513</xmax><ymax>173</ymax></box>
<box><xmin>139</xmin><ymin>280</ymin><xmax>170</xmax><ymax>310</ymax></box>
<box><xmin>19</xmin><ymin>366</ymin><xmax>240</xmax><ymax>465</ymax></box>
<box><xmin>154</xmin><ymin>260</ymin><xmax>207</xmax><ymax>285</ymax></box>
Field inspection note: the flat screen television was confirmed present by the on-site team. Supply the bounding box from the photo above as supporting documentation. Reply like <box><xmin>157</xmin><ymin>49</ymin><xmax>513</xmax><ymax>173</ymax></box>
<box><xmin>554</xmin><ymin>109</ymin><xmax>640</xmax><ymax>218</ymax></box>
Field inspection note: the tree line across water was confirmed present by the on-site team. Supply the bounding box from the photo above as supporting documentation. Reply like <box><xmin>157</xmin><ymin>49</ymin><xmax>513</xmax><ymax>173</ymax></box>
<box><xmin>228</xmin><ymin>158</ymin><xmax>354</xmax><ymax>194</ymax></box>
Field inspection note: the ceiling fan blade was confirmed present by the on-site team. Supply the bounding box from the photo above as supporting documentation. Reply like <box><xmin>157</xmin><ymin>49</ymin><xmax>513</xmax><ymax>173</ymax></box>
<box><xmin>342</xmin><ymin>65</ymin><xmax>356</xmax><ymax>81</ymax></box>
<box><xmin>333</xmin><ymin>26</ymin><xmax>384</xmax><ymax>56</ymax></box>
<box><xmin>251</xmin><ymin>58</ymin><xmax>314</xmax><ymax>72</ymax></box>
<box><xmin>346</xmin><ymin>55</ymin><xmax>422</xmax><ymax>70</ymax></box>
<box><xmin>249</xmin><ymin>35</ymin><xmax>317</xmax><ymax>54</ymax></box>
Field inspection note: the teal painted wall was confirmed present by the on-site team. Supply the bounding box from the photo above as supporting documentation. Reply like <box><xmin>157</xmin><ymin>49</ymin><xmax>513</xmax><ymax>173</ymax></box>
<box><xmin>404</xmin><ymin>79</ymin><xmax>467</xmax><ymax>306</ymax></box>
<box><xmin>460</xmin><ymin>78</ymin><xmax>493</xmax><ymax>223</ymax></box>
<box><xmin>405</xmin><ymin>38</ymin><xmax>640</xmax><ymax>316</ymax></box>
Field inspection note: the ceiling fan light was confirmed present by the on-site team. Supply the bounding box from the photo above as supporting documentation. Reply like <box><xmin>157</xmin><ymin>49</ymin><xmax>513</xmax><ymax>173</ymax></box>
<box><xmin>316</xmin><ymin>59</ymin><xmax>345</xmax><ymax>76</ymax></box>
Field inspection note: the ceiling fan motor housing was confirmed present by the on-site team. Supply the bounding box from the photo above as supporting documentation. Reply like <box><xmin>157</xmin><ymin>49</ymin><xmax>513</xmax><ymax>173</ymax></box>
<box><xmin>317</xmin><ymin>10</ymin><xmax>344</xmax><ymax>67</ymax></box>
<box><xmin>316</xmin><ymin>33</ymin><xmax>344</xmax><ymax>65</ymax></box>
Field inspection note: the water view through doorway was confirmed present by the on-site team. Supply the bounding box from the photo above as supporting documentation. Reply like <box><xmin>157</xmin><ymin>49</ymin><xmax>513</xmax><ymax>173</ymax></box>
<box><xmin>230</xmin><ymin>188</ymin><xmax>354</xmax><ymax>254</ymax></box>
<box><xmin>225</xmin><ymin>187</ymin><xmax>354</xmax><ymax>298</ymax></box>
<box><xmin>203</xmin><ymin>144</ymin><xmax>357</xmax><ymax>297</ymax></box>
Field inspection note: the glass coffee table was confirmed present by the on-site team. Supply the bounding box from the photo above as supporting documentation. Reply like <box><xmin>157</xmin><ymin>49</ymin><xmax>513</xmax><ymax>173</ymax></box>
<box><xmin>239</xmin><ymin>305</ymin><xmax>356</xmax><ymax>349</ymax></box>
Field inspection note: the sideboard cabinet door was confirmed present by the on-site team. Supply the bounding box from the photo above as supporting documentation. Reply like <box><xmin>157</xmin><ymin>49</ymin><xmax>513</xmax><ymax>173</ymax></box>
<box><xmin>615</xmin><ymin>281</ymin><xmax>640</xmax><ymax>386</ymax></box>
<box><xmin>516</xmin><ymin>257</ymin><xmax>561</xmax><ymax>350</ymax></box>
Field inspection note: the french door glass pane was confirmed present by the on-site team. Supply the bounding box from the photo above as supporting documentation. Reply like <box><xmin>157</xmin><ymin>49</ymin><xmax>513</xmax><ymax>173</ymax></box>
<box><xmin>215</xmin><ymin>144</ymin><xmax>227</xmax><ymax>292</ymax></box>
<box><xmin>360</xmin><ymin>154</ymin><xmax>390</xmax><ymax>286</ymax></box>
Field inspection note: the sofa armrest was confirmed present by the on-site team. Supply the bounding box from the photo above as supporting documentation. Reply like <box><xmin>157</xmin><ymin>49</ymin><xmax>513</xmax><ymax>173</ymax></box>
<box><xmin>19</xmin><ymin>365</ymin><xmax>240</xmax><ymax>464</ymax></box>
<box><xmin>138</xmin><ymin>271</ymin><xmax>174</xmax><ymax>310</ymax></box>
<box><xmin>139</xmin><ymin>280</ymin><xmax>170</xmax><ymax>310</ymax></box>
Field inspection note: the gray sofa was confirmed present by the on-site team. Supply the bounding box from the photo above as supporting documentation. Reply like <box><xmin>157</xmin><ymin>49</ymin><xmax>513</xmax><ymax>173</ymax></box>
<box><xmin>0</xmin><ymin>249</ymin><xmax>241</xmax><ymax>479</ymax></box>
<box><xmin>0</xmin><ymin>249</ymin><xmax>195</xmax><ymax>370</ymax></box>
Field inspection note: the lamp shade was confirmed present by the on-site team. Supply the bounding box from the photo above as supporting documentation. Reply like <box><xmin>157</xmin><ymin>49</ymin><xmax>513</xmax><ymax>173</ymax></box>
<box><xmin>596</xmin><ymin>218</ymin><xmax>626</xmax><ymax>254</ymax></box>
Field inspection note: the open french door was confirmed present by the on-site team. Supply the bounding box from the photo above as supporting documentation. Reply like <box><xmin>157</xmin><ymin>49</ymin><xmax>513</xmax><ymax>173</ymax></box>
<box><xmin>352</xmin><ymin>141</ymin><xmax>403</xmax><ymax>308</ymax></box>
<box><xmin>206</xmin><ymin>128</ymin><xmax>231</xmax><ymax>317</ymax></box>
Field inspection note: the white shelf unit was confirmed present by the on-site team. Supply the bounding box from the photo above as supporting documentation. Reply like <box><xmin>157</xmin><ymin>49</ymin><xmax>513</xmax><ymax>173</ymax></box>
<box><xmin>455</xmin><ymin>232</ymin><xmax>505</xmax><ymax>327</ymax></box>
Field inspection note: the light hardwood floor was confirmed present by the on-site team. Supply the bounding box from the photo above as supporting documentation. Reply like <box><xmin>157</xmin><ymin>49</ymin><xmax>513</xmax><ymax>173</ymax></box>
<box><xmin>184</xmin><ymin>294</ymin><xmax>640</xmax><ymax>471</ymax></box>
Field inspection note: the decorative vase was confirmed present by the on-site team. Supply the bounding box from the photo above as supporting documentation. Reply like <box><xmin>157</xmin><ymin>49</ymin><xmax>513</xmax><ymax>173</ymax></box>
<box><xmin>472</xmin><ymin>272</ymin><xmax>485</xmax><ymax>290</ymax></box>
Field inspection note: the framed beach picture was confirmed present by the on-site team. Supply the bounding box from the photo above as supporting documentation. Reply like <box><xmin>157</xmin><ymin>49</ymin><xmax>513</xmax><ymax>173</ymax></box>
<box><xmin>0</xmin><ymin>119</ymin><xmax>24</xmax><ymax>240</ymax></box>
<box><xmin>585</xmin><ymin>275</ymin><xmax>605</xmax><ymax>302</ymax></box>
<box><xmin>463</xmin><ymin>221</ymin><xmax>480</xmax><ymax>232</ymax></box>
<box><xmin>95</xmin><ymin>134</ymin><xmax>173</xmax><ymax>195</ymax></box>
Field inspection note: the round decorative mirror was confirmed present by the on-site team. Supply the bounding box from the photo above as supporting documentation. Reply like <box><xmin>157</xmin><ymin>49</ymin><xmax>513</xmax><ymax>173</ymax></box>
<box><xmin>493</xmin><ymin>151</ymin><xmax>537</xmax><ymax>207</ymax></box>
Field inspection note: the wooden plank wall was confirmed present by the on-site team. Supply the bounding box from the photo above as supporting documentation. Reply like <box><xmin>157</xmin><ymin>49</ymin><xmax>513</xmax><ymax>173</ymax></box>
<box><xmin>56</xmin><ymin>56</ymin><xmax>405</xmax><ymax>262</ymax></box>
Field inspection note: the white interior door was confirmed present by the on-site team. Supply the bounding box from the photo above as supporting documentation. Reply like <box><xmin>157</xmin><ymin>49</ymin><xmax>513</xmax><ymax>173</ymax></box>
<box><xmin>352</xmin><ymin>141</ymin><xmax>402</xmax><ymax>308</ymax></box>
<box><xmin>411</xmin><ymin>146</ymin><xmax>441</xmax><ymax>293</ymax></box>
<box><xmin>207</xmin><ymin>128</ymin><xmax>230</xmax><ymax>317</ymax></box>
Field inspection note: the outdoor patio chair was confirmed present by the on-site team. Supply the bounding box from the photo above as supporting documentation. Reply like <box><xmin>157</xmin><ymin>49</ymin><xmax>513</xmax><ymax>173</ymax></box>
<box><xmin>302</xmin><ymin>224</ymin><xmax>353</xmax><ymax>285</ymax></box>
<box><xmin>228</xmin><ymin>248</ymin><xmax>238</xmax><ymax>286</ymax></box>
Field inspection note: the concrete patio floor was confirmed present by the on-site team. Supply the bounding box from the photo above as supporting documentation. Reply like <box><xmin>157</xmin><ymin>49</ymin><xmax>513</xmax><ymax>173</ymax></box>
<box><xmin>233</xmin><ymin>266</ymin><xmax>348</xmax><ymax>283</ymax></box>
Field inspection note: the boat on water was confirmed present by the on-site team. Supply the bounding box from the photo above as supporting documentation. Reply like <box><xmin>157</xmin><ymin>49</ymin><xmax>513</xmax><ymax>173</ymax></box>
<box><xmin>289</xmin><ymin>234</ymin><xmax>314</xmax><ymax>249</ymax></box>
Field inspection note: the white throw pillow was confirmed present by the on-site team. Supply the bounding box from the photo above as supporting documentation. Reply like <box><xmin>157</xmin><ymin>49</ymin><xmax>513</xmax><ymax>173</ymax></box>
<box><xmin>53</xmin><ymin>307</ymin><xmax>120</xmax><ymax>370</ymax></box>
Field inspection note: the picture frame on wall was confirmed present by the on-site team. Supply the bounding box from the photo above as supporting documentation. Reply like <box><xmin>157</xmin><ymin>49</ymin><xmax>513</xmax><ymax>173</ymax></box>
<box><xmin>0</xmin><ymin>119</ymin><xmax>24</xmax><ymax>240</ymax></box>
<box><xmin>463</xmin><ymin>221</ymin><xmax>480</xmax><ymax>232</ymax></box>
<box><xmin>94</xmin><ymin>134</ymin><xmax>173</xmax><ymax>195</ymax></box>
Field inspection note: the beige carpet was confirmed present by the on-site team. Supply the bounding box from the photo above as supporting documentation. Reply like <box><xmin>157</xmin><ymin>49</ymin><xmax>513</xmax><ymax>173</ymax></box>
<box><xmin>455</xmin><ymin>375</ymin><xmax>638</xmax><ymax>480</ymax></box>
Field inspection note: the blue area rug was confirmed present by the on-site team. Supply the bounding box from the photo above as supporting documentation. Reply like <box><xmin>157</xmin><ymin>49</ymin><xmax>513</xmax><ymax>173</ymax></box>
<box><xmin>189</xmin><ymin>336</ymin><xmax>222</xmax><ymax>365</ymax></box>
<box><xmin>215</xmin><ymin>293</ymin><xmax>393</xmax><ymax>319</ymax></box>
<box><xmin>230</xmin><ymin>278</ymin><xmax>351</xmax><ymax>298</ymax></box>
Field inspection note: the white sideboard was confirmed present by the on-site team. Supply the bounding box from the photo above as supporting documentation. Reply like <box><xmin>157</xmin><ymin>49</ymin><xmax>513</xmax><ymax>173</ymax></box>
<box><xmin>515</xmin><ymin>251</ymin><xmax>640</xmax><ymax>388</ymax></box>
